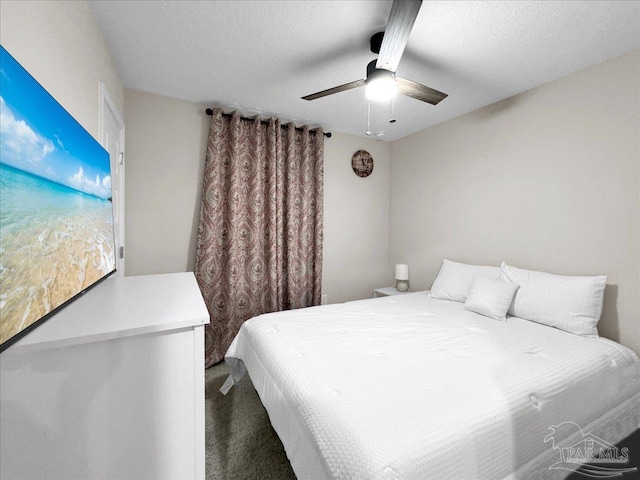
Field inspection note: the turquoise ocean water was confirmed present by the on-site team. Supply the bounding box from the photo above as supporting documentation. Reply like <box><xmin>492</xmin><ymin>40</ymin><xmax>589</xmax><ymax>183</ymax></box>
<box><xmin>0</xmin><ymin>162</ymin><xmax>116</xmax><ymax>343</ymax></box>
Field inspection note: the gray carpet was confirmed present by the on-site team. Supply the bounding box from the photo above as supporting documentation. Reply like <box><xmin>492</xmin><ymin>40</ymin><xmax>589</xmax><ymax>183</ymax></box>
<box><xmin>205</xmin><ymin>363</ymin><xmax>297</xmax><ymax>480</ymax></box>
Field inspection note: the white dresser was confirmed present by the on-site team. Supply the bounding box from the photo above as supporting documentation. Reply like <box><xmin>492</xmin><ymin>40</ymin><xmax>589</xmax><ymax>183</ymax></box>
<box><xmin>0</xmin><ymin>272</ymin><xmax>209</xmax><ymax>480</ymax></box>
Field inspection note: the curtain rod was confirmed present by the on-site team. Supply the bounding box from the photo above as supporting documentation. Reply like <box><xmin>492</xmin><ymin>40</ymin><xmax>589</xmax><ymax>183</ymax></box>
<box><xmin>205</xmin><ymin>108</ymin><xmax>331</xmax><ymax>138</ymax></box>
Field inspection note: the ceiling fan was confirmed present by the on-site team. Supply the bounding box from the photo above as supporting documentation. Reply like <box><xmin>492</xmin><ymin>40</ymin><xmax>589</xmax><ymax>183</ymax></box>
<box><xmin>301</xmin><ymin>0</ymin><xmax>447</xmax><ymax>106</ymax></box>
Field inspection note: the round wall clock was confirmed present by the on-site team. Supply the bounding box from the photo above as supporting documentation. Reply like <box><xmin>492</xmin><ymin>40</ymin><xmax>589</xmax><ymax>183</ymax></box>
<box><xmin>351</xmin><ymin>150</ymin><xmax>374</xmax><ymax>178</ymax></box>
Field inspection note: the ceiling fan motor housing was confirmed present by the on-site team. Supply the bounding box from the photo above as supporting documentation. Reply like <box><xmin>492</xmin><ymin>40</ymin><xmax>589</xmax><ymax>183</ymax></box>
<box><xmin>366</xmin><ymin>60</ymin><xmax>395</xmax><ymax>83</ymax></box>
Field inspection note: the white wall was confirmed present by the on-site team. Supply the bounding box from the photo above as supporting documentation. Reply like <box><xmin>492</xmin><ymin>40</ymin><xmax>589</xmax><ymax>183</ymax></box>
<box><xmin>0</xmin><ymin>0</ymin><xmax>124</xmax><ymax>140</ymax></box>
<box><xmin>123</xmin><ymin>90</ymin><xmax>392</xmax><ymax>302</ymax></box>
<box><xmin>323</xmin><ymin>133</ymin><xmax>392</xmax><ymax>303</ymax></box>
<box><xmin>390</xmin><ymin>50</ymin><xmax>640</xmax><ymax>354</ymax></box>
<box><xmin>124</xmin><ymin>89</ymin><xmax>209</xmax><ymax>276</ymax></box>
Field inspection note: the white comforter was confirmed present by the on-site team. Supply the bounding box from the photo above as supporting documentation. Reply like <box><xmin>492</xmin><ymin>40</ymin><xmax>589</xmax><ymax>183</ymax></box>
<box><xmin>223</xmin><ymin>292</ymin><xmax>640</xmax><ymax>480</ymax></box>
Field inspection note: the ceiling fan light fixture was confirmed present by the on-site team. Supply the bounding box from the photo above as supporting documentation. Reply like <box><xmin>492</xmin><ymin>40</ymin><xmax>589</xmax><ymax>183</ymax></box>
<box><xmin>365</xmin><ymin>69</ymin><xmax>397</xmax><ymax>102</ymax></box>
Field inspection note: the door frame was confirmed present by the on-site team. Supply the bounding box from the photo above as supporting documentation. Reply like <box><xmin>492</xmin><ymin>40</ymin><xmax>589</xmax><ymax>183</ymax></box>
<box><xmin>98</xmin><ymin>82</ymin><xmax>126</xmax><ymax>276</ymax></box>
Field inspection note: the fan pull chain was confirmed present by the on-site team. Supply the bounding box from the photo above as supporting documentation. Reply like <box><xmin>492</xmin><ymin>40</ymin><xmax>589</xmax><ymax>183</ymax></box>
<box><xmin>390</xmin><ymin>97</ymin><xmax>396</xmax><ymax>123</ymax></box>
<box><xmin>366</xmin><ymin>99</ymin><xmax>372</xmax><ymax>136</ymax></box>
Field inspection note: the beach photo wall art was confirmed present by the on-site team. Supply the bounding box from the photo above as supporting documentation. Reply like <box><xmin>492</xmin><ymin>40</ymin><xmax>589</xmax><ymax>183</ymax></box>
<box><xmin>0</xmin><ymin>45</ymin><xmax>117</xmax><ymax>351</ymax></box>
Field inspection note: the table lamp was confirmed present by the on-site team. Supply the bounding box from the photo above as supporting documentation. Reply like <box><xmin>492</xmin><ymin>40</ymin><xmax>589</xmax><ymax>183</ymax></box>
<box><xmin>395</xmin><ymin>264</ymin><xmax>409</xmax><ymax>292</ymax></box>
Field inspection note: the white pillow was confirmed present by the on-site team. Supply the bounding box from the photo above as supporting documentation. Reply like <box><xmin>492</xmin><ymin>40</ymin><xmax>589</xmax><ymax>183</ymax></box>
<box><xmin>500</xmin><ymin>262</ymin><xmax>606</xmax><ymax>337</ymax></box>
<box><xmin>463</xmin><ymin>276</ymin><xmax>519</xmax><ymax>321</ymax></box>
<box><xmin>430</xmin><ymin>259</ymin><xmax>502</xmax><ymax>303</ymax></box>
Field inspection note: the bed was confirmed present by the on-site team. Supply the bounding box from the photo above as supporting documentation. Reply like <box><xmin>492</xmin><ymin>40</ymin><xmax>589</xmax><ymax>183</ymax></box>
<box><xmin>221</xmin><ymin>262</ymin><xmax>640</xmax><ymax>479</ymax></box>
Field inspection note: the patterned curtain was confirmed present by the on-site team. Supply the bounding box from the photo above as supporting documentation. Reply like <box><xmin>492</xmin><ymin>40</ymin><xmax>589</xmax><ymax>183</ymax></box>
<box><xmin>195</xmin><ymin>108</ymin><xmax>324</xmax><ymax>367</ymax></box>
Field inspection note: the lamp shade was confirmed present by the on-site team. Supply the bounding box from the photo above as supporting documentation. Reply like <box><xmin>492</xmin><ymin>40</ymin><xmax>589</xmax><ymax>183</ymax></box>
<box><xmin>365</xmin><ymin>68</ymin><xmax>397</xmax><ymax>102</ymax></box>
<box><xmin>395</xmin><ymin>264</ymin><xmax>409</xmax><ymax>281</ymax></box>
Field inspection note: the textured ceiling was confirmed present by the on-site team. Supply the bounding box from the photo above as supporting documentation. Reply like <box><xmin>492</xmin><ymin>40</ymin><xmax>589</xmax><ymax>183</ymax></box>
<box><xmin>89</xmin><ymin>0</ymin><xmax>640</xmax><ymax>142</ymax></box>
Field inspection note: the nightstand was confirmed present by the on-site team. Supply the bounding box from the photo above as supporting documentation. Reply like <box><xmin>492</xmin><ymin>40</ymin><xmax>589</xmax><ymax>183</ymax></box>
<box><xmin>373</xmin><ymin>287</ymin><xmax>412</xmax><ymax>298</ymax></box>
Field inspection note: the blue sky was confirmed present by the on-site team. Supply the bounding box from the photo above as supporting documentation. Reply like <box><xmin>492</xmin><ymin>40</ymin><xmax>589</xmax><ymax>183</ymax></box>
<box><xmin>0</xmin><ymin>46</ymin><xmax>112</xmax><ymax>199</ymax></box>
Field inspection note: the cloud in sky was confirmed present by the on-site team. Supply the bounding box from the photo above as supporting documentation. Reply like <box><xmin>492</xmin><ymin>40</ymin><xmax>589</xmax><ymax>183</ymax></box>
<box><xmin>68</xmin><ymin>166</ymin><xmax>111</xmax><ymax>199</ymax></box>
<box><xmin>0</xmin><ymin>96</ymin><xmax>55</xmax><ymax>166</ymax></box>
<box><xmin>53</xmin><ymin>134</ymin><xmax>64</xmax><ymax>150</ymax></box>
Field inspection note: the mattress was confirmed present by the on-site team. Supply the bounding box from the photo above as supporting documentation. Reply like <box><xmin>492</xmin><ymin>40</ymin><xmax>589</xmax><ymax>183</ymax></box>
<box><xmin>222</xmin><ymin>292</ymin><xmax>640</xmax><ymax>479</ymax></box>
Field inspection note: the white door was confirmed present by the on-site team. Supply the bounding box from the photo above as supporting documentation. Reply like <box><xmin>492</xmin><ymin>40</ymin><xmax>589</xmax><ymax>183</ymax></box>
<box><xmin>99</xmin><ymin>83</ymin><xmax>126</xmax><ymax>276</ymax></box>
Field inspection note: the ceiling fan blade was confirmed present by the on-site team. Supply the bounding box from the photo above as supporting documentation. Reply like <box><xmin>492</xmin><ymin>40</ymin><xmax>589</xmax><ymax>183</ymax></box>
<box><xmin>376</xmin><ymin>0</ymin><xmax>422</xmax><ymax>72</ymax></box>
<box><xmin>302</xmin><ymin>79</ymin><xmax>366</xmax><ymax>101</ymax></box>
<box><xmin>396</xmin><ymin>76</ymin><xmax>448</xmax><ymax>105</ymax></box>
